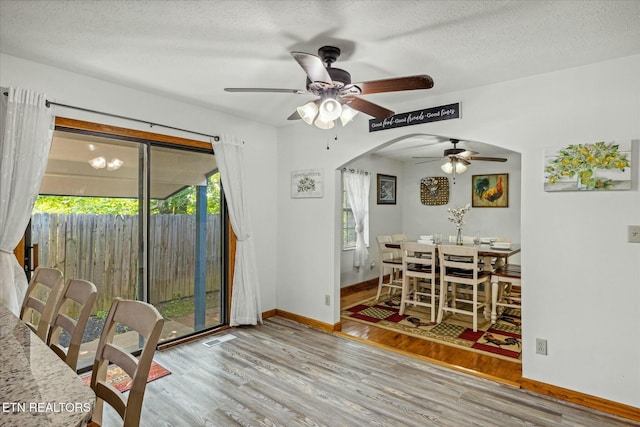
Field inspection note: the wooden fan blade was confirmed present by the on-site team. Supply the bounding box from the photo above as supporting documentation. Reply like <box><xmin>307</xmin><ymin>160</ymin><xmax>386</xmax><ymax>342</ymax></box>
<box><xmin>458</xmin><ymin>150</ymin><xmax>479</xmax><ymax>158</ymax></box>
<box><xmin>343</xmin><ymin>96</ymin><xmax>394</xmax><ymax>119</ymax></box>
<box><xmin>352</xmin><ymin>75</ymin><xmax>434</xmax><ymax>95</ymax></box>
<box><xmin>290</xmin><ymin>52</ymin><xmax>332</xmax><ymax>84</ymax></box>
<box><xmin>224</xmin><ymin>88</ymin><xmax>308</xmax><ymax>94</ymax></box>
<box><xmin>468</xmin><ymin>156</ymin><xmax>508</xmax><ymax>162</ymax></box>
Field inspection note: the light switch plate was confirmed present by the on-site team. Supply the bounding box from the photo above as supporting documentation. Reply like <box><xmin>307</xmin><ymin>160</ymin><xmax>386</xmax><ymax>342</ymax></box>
<box><xmin>629</xmin><ymin>225</ymin><xmax>640</xmax><ymax>243</ymax></box>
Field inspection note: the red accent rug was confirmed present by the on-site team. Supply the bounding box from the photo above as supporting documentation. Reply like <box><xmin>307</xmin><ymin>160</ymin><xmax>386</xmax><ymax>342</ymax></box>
<box><xmin>341</xmin><ymin>295</ymin><xmax>522</xmax><ymax>362</ymax></box>
<box><xmin>81</xmin><ymin>361</ymin><xmax>171</xmax><ymax>392</ymax></box>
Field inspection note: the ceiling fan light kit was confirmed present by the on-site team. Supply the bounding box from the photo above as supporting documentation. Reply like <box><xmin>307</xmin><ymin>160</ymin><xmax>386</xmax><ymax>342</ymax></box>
<box><xmin>318</xmin><ymin>97</ymin><xmax>342</xmax><ymax>121</ymax></box>
<box><xmin>296</xmin><ymin>101</ymin><xmax>318</xmax><ymax>125</ymax></box>
<box><xmin>441</xmin><ymin>159</ymin><xmax>468</xmax><ymax>174</ymax></box>
<box><xmin>314</xmin><ymin>116</ymin><xmax>335</xmax><ymax>130</ymax></box>
<box><xmin>224</xmin><ymin>45</ymin><xmax>434</xmax><ymax>129</ymax></box>
<box><xmin>414</xmin><ymin>139</ymin><xmax>508</xmax><ymax>178</ymax></box>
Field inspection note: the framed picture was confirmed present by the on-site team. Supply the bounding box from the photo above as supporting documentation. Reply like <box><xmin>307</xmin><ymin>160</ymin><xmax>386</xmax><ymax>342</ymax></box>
<box><xmin>543</xmin><ymin>140</ymin><xmax>631</xmax><ymax>192</ymax></box>
<box><xmin>377</xmin><ymin>174</ymin><xmax>397</xmax><ymax>205</ymax></box>
<box><xmin>291</xmin><ymin>169</ymin><xmax>324</xmax><ymax>198</ymax></box>
<box><xmin>471</xmin><ymin>173</ymin><xmax>508</xmax><ymax>207</ymax></box>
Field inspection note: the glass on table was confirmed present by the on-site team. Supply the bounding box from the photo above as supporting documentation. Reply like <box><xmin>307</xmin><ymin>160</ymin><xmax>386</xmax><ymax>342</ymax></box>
<box><xmin>473</xmin><ymin>232</ymin><xmax>481</xmax><ymax>246</ymax></box>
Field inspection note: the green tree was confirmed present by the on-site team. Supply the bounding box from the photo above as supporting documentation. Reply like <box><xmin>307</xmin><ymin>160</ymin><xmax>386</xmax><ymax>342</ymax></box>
<box><xmin>151</xmin><ymin>173</ymin><xmax>221</xmax><ymax>215</ymax></box>
<box><xmin>33</xmin><ymin>196</ymin><xmax>139</xmax><ymax>214</ymax></box>
<box><xmin>34</xmin><ymin>173</ymin><xmax>221</xmax><ymax>215</ymax></box>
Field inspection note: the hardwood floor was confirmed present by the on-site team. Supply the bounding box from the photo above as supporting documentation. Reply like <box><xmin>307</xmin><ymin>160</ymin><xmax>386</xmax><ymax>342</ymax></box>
<box><xmin>100</xmin><ymin>316</ymin><xmax>637</xmax><ymax>426</ymax></box>
<box><xmin>339</xmin><ymin>285</ymin><xmax>523</xmax><ymax>386</ymax></box>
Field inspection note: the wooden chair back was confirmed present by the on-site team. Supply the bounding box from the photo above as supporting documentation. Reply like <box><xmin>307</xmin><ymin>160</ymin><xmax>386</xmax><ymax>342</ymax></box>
<box><xmin>20</xmin><ymin>266</ymin><xmax>64</xmax><ymax>341</ymax></box>
<box><xmin>376</xmin><ymin>235</ymin><xmax>398</xmax><ymax>263</ymax></box>
<box><xmin>90</xmin><ymin>298</ymin><xmax>164</xmax><ymax>427</ymax></box>
<box><xmin>439</xmin><ymin>244</ymin><xmax>484</xmax><ymax>284</ymax></box>
<box><xmin>47</xmin><ymin>278</ymin><xmax>98</xmax><ymax>371</ymax></box>
<box><xmin>437</xmin><ymin>245</ymin><xmax>491</xmax><ymax>331</ymax></box>
<box><xmin>400</xmin><ymin>242</ymin><xmax>439</xmax><ymax>320</ymax></box>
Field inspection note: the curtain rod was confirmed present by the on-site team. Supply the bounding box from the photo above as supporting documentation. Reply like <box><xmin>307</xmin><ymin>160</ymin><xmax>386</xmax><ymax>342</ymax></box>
<box><xmin>341</xmin><ymin>168</ymin><xmax>370</xmax><ymax>175</ymax></box>
<box><xmin>2</xmin><ymin>91</ymin><xmax>219</xmax><ymax>141</ymax></box>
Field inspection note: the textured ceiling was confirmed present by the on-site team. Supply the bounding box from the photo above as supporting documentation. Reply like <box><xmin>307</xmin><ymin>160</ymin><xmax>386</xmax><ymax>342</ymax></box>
<box><xmin>1</xmin><ymin>0</ymin><xmax>638</xmax><ymax>159</ymax></box>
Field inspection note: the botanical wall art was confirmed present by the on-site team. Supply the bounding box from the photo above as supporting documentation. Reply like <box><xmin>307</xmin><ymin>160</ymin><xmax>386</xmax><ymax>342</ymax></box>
<box><xmin>544</xmin><ymin>140</ymin><xmax>631</xmax><ymax>192</ymax></box>
<box><xmin>377</xmin><ymin>174</ymin><xmax>397</xmax><ymax>205</ymax></box>
<box><xmin>472</xmin><ymin>173</ymin><xmax>508</xmax><ymax>208</ymax></box>
<box><xmin>291</xmin><ymin>169</ymin><xmax>324</xmax><ymax>198</ymax></box>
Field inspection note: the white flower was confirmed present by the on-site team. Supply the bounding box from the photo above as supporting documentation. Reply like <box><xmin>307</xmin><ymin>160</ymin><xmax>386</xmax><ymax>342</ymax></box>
<box><xmin>447</xmin><ymin>203</ymin><xmax>471</xmax><ymax>230</ymax></box>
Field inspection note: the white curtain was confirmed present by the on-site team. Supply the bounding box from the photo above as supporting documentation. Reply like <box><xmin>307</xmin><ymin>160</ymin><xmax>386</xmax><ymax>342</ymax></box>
<box><xmin>344</xmin><ymin>170</ymin><xmax>370</xmax><ymax>268</ymax></box>
<box><xmin>212</xmin><ymin>134</ymin><xmax>262</xmax><ymax>326</ymax></box>
<box><xmin>0</xmin><ymin>87</ymin><xmax>54</xmax><ymax>314</ymax></box>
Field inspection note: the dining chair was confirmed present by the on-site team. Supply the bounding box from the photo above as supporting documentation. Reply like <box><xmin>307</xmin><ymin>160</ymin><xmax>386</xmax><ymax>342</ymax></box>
<box><xmin>490</xmin><ymin>264</ymin><xmax>521</xmax><ymax>324</ymax></box>
<box><xmin>46</xmin><ymin>278</ymin><xmax>98</xmax><ymax>371</ymax></box>
<box><xmin>376</xmin><ymin>235</ymin><xmax>403</xmax><ymax>300</ymax></box>
<box><xmin>391</xmin><ymin>233</ymin><xmax>407</xmax><ymax>243</ymax></box>
<box><xmin>400</xmin><ymin>241</ymin><xmax>439</xmax><ymax>321</ymax></box>
<box><xmin>89</xmin><ymin>297</ymin><xmax>164</xmax><ymax>427</ymax></box>
<box><xmin>20</xmin><ymin>266</ymin><xmax>65</xmax><ymax>342</ymax></box>
<box><xmin>437</xmin><ymin>244</ymin><xmax>491</xmax><ymax>332</ymax></box>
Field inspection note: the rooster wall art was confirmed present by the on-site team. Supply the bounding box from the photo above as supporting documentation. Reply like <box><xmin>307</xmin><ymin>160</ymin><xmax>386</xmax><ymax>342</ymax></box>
<box><xmin>472</xmin><ymin>174</ymin><xmax>509</xmax><ymax>207</ymax></box>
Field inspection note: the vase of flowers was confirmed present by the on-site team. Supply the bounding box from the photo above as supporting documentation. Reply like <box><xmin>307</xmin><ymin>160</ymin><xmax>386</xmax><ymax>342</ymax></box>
<box><xmin>448</xmin><ymin>204</ymin><xmax>471</xmax><ymax>245</ymax></box>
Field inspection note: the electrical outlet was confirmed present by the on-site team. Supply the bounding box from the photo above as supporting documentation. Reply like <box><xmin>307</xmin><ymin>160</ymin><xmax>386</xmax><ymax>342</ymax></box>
<box><xmin>629</xmin><ymin>225</ymin><xmax>640</xmax><ymax>243</ymax></box>
<box><xmin>324</xmin><ymin>294</ymin><xmax>330</xmax><ymax>306</ymax></box>
<box><xmin>536</xmin><ymin>338</ymin><xmax>548</xmax><ymax>355</ymax></box>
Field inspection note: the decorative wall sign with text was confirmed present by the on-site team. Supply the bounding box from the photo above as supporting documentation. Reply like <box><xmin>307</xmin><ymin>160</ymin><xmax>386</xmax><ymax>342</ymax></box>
<box><xmin>369</xmin><ymin>103</ymin><xmax>460</xmax><ymax>132</ymax></box>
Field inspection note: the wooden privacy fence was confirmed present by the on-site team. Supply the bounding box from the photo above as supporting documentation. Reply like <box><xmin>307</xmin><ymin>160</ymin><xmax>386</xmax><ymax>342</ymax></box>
<box><xmin>32</xmin><ymin>213</ymin><xmax>222</xmax><ymax>313</ymax></box>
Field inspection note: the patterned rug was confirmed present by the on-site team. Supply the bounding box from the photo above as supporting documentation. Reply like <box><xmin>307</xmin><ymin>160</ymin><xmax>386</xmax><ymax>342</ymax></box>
<box><xmin>81</xmin><ymin>361</ymin><xmax>171</xmax><ymax>392</ymax></box>
<box><xmin>341</xmin><ymin>294</ymin><xmax>522</xmax><ymax>362</ymax></box>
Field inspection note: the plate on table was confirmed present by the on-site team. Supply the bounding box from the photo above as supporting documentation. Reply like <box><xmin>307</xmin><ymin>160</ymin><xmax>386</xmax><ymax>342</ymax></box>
<box><xmin>490</xmin><ymin>242</ymin><xmax>511</xmax><ymax>250</ymax></box>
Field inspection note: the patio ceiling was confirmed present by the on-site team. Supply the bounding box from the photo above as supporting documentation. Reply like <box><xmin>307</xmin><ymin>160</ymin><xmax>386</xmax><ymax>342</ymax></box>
<box><xmin>41</xmin><ymin>130</ymin><xmax>218</xmax><ymax>199</ymax></box>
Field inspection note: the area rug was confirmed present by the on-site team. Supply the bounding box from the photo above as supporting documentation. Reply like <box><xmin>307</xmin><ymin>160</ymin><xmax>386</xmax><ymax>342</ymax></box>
<box><xmin>341</xmin><ymin>294</ymin><xmax>522</xmax><ymax>362</ymax></box>
<box><xmin>81</xmin><ymin>361</ymin><xmax>171</xmax><ymax>392</ymax></box>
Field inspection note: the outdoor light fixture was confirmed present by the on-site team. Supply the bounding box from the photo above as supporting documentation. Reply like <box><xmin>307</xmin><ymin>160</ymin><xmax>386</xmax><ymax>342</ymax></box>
<box><xmin>297</xmin><ymin>97</ymin><xmax>358</xmax><ymax>129</ymax></box>
<box><xmin>89</xmin><ymin>156</ymin><xmax>107</xmax><ymax>169</ymax></box>
<box><xmin>441</xmin><ymin>158</ymin><xmax>468</xmax><ymax>174</ymax></box>
<box><xmin>89</xmin><ymin>156</ymin><xmax>123</xmax><ymax>171</ymax></box>
<box><xmin>106</xmin><ymin>158</ymin><xmax>124</xmax><ymax>171</ymax></box>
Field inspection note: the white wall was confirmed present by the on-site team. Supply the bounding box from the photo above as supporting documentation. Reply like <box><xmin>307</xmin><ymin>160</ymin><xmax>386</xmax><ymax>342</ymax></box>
<box><xmin>277</xmin><ymin>54</ymin><xmax>640</xmax><ymax>407</ymax></box>
<box><xmin>402</xmin><ymin>151</ymin><xmax>522</xmax><ymax>264</ymax></box>
<box><xmin>4</xmin><ymin>52</ymin><xmax>638</xmax><ymax>408</ymax></box>
<box><xmin>0</xmin><ymin>53</ymin><xmax>279</xmax><ymax>314</ymax></box>
<box><xmin>339</xmin><ymin>154</ymin><xmax>404</xmax><ymax>287</ymax></box>
<box><xmin>340</xmin><ymin>149</ymin><xmax>522</xmax><ymax>287</ymax></box>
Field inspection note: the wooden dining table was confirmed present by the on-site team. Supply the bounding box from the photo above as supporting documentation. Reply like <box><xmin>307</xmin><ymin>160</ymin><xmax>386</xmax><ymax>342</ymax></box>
<box><xmin>386</xmin><ymin>241</ymin><xmax>521</xmax><ymax>323</ymax></box>
<box><xmin>0</xmin><ymin>304</ymin><xmax>95</xmax><ymax>427</ymax></box>
<box><xmin>385</xmin><ymin>241</ymin><xmax>521</xmax><ymax>271</ymax></box>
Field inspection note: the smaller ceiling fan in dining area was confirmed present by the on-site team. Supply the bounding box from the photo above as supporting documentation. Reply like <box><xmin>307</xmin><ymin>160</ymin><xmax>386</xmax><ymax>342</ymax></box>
<box><xmin>413</xmin><ymin>139</ymin><xmax>507</xmax><ymax>181</ymax></box>
<box><xmin>224</xmin><ymin>45</ymin><xmax>434</xmax><ymax>129</ymax></box>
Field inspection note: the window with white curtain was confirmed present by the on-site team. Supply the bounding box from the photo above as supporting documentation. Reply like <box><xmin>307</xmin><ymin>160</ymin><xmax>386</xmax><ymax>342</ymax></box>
<box><xmin>342</xmin><ymin>189</ymin><xmax>356</xmax><ymax>249</ymax></box>
<box><xmin>342</xmin><ymin>178</ymin><xmax>369</xmax><ymax>251</ymax></box>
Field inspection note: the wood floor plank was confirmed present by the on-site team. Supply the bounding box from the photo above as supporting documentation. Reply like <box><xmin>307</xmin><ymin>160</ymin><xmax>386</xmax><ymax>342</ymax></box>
<box><xmin>339</xmin><ymin>285</ymin><xmax>523</xmax><ymax>385</ymax></box>
<box><xmin>97</xmin><ymin>316</ymin><xmax>638</xmax><ymax>426</ymax></box>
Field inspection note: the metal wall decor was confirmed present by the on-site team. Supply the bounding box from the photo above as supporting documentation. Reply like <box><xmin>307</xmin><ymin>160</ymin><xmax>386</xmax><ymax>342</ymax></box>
<box><xmin>420</xmin><ymin>176</ymin><xmax>449</xmax><ymax>205</ymax></box>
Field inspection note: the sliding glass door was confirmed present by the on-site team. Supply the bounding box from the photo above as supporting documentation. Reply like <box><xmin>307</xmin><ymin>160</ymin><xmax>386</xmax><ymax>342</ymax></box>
<box><xmin>32</xmin><ymin>127</ymin><xmax>226</xmax><ymax>371</ymax></box>
<box><xmin>148</xmin><ymin>145</ymin><xmax>224</xmax><ymax>339</ymax></box>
